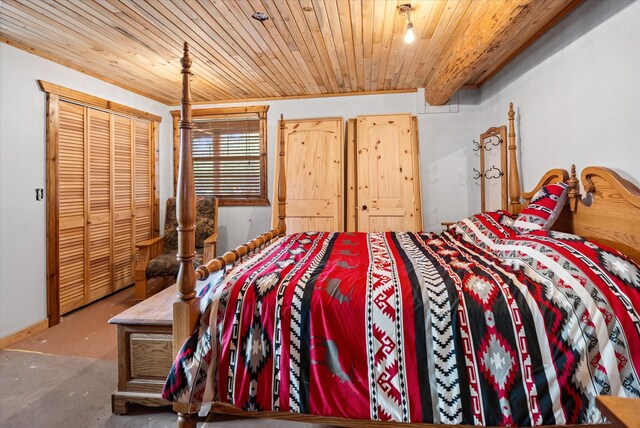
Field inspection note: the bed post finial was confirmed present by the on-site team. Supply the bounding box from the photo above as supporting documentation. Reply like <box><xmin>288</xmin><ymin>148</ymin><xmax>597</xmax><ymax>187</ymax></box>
<box><xmin>568</xmin><ymin>164</ymin><xmax>581</xmax><ymax>212</ymax></box>
<box><xmin>507</xmin><ymin>102</ymin><xmax>521</xmax><ymax>214</ymax></box>
<box><xmin>277</xmin><ymin>115</ymin><xmax>287</xmax><ymax>236</ymax></box>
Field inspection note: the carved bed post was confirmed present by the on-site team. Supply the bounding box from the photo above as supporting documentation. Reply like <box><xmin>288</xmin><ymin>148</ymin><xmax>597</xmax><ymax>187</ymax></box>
<box><xmin>507</xmin><ymin>102</ymin><xmax>521</xmax><ymax>214</ymax></box>
<box><xmin>277</xmin><ymin>114</ymin><xmax>287</xmax><ymax>236</ymax></box>
<box><xmin>174</xmin><ymin>42</ymin><xmax>199</xmax><ymax>428</ymax></box>
<box><xmin>567</xmin><ymin>164</ymin><xmax>581</xmax><ymax>212</ymax></box>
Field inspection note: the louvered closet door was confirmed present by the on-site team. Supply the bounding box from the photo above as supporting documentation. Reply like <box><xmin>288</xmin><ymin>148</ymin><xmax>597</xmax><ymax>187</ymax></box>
<box><xmin>88</xmin><ymin>109</ymin><xmax>112</xmax><ymax>301</ymax></box>
<box><xmin>112</xmin><ymin>115</ymin><xmax>134</xmax><ymax>290</ymax></box>
<box><xmin>58</xmin><ymin>102</ymin><xmax>86</xmax><ymax>314</ymax></box>
<box><xmin>357</xmin><ymin>114</ymin><xmax>420</xmax><ymax>232</ymax></box>
<box><xmin>54</xmin><ymin>99</ymin><xmax>155</xmax><ymax>317</ymax></box>
<box><xmin>133</xmin><ymin>120</ymin><xmax>152</xmax><ymax>243</ymax></box>
<box><xmin>281</xmin><ymin>118</ymin><xmax>344</xmax><ymax>233</ymax></box>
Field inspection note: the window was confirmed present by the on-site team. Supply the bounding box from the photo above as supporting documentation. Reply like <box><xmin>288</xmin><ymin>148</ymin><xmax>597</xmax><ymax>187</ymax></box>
<box><xmin>172</xmin><ymin>106</ymin><xmax>269</xmax><ymax>206</ymax></box>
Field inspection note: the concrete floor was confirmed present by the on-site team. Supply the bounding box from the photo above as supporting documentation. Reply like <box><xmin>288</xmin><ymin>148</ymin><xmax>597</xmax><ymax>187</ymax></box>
<box><xmin>8</xmin><ymin>284</ymin><xmax>139</xmax><ymax>360</ymax></box>
<box><xmin>1</xmin><ymin>285</ymin><xmax>336</xmax><ymax>427</ymax></box>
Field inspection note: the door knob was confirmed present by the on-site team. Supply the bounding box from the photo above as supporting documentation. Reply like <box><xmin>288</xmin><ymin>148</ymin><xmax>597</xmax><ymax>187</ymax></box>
<box><xmin>362</xmin><ymin>205</ymin><xmax>368</xmax><ymax>211</ymax></box>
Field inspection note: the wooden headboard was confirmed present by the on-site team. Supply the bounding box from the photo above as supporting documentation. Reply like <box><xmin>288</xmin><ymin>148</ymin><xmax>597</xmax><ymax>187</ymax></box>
<box><xmin>513</xmin><ymin>165</ymin><xmax>640</xmax><ymax>265</ymax></box>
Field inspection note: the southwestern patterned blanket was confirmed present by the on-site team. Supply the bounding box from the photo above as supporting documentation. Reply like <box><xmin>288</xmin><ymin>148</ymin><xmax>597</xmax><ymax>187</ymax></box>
<box><xmin>163</xmin><ymin>211</ymin><xmax>640</xmax><ymax>426</ymax></box>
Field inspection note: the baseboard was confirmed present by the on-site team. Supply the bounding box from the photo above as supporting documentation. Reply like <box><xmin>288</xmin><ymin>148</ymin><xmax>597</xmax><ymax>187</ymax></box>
<box><xmin>0</xmin><ymin>318</ymin><xmax>49</xmax><ymax>349</ymax></box>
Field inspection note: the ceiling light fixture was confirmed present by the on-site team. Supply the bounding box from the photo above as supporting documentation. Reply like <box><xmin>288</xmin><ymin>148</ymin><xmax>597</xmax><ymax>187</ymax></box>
<box><xmin>398</xmin><ymin>4</ymin><xmax>415</xmax><ymax>44</ymax></box>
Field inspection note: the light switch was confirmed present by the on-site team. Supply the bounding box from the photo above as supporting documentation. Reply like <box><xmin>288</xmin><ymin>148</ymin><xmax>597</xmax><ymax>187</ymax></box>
<box><xmin>35</xmin><ymin>188</ymin><xmax>44</xmax><ymax>201</ymax></box>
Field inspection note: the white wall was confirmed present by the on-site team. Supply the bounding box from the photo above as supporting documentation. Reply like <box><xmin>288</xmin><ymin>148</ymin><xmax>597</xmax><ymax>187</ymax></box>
<box><xmin>479</xmin><ymin>0</ymin><xmax>640</xmax><ymax>190</ymax></box>
<box><xmin>183</xmin><ymin>89</ymin><xmax>479</xmax><ymax>253</ymax></box>
<box><xmin>0</xmin><ymin>44</ymin><xmax>173</xmax><ymax>338</ymax></box>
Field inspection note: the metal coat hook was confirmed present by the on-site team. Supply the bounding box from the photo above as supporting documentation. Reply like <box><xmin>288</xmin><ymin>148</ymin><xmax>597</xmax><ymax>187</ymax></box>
<box><xmin>473</xmin><ymin>168</ymin><xmax>482</xmax><ymax>180</ymax></box>
<box><xmin>472</xmin><ymin>140</ymin><xmax>480</xmax><ymax>151</ymax></box>
<box><xmin>483</xmin><ymin>136</ymin><xmax>503</xmax><ymax>151</ymax></box>
<box><xmin>484</xmin><ymin>165</ymin><xmax>504</xmax><ymax>179</ymax></box>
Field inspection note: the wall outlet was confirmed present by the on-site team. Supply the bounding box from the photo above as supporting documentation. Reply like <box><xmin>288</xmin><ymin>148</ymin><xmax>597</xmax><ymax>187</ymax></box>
<box><xmin>35</xmin><ymin>188</ymin><xmax>44</xmax><ymax>201</ymax></box>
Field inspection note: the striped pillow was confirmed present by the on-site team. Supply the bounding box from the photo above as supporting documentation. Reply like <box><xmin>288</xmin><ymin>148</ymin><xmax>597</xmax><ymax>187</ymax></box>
<box><xmin>514</xmin><ymin>182</ymin><xmax>569</xmax><ymax>233</ymax></box>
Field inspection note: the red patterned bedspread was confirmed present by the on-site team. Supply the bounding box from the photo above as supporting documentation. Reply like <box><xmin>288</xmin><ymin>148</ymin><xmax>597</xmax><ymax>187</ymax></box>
<box><xmin>163</xmin><ymin>213</ymin><xmax>640</xmax><ymax>426</ymax></box>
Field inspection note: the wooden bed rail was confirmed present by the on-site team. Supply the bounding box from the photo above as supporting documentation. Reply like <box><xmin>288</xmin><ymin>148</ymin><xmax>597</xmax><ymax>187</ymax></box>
<box><xmin>194</xmin><ymin>225</ymin><xmax>284</xmax><ymax>280</ymax></box>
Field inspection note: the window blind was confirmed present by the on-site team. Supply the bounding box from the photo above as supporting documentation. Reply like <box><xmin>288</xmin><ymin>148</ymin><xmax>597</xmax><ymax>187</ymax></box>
<box><xmin>192</xmin><ymin>115</ymin><xmax>264</xmax><ymax>200</ymax></box>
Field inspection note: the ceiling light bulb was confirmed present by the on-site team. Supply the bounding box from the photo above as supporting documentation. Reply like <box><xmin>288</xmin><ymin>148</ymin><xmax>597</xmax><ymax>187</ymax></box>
<box><xmin>404</xmin><ymin>22</ymin><xmax>415</xmax><ymax>44</ymax></box>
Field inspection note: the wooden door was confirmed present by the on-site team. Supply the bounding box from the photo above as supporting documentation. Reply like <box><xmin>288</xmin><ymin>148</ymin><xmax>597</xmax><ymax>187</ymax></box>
<box><xmin>133</xmin><ymin>120</ymin><xmax>153</xmax><ymax>244</ymax></box>
<box><xmin>57</xmin><ymin>101</ymin><xmax>87</xmax><ymax>314</ymax></box>
<box><xmin>346</xmin><ymin>119</ymin><xmax>358</xmax><ymax>232</ymax></box>
<box><xmin>112</xmin><ymin>115</ymin><xmax>134</xmax><ymax>290</ymax></box>
<box><xmin>47</xmin><ymin>85</ymin><xmax>159</xmax><ymax>324</ymax></box>
<box><xmin>87</xmin><ymin>109</ymin><xmax>112</xmax><ymax>301</ymax></box>
<box><xmin>357</xmin><ymin>114</ymin><xmax>421</xmax><ymax>232</ymax></box>
<box><xmin>276</xmin><ymin>118</ymin><xmax>344</xmax><ymax>233</ymax></box>
<box><xmin>410</xmin><ymin>116</ymin><xmax>423</xmax><ymax>231</ymax></box>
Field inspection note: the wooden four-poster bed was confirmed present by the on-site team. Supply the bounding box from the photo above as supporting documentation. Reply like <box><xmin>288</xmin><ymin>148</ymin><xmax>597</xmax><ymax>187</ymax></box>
<box><xmin>167</xmin><ymin>44</ymin><xmax>640</xmax><ymax>427</ymax></box>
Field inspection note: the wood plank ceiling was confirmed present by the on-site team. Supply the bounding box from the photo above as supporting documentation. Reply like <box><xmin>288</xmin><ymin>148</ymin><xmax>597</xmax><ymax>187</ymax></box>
<box><xmin>0</xmin><ymin>0</ymin><xmax>581</xmax><ymax>105</ymax></box>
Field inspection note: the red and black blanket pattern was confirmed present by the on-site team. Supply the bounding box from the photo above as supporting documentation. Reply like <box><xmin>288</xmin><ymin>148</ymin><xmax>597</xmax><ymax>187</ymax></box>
<box><xmin>163</xmin><ymin>224</ymin><xmax>640</xmax><ymax>425</ymax></box>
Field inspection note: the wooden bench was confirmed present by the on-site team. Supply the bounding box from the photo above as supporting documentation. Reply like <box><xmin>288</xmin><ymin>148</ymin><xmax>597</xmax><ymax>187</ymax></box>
<box><xmin>596</xmin><ymin>396</ymin><xmax>640</xmax><ymax>428</ymax></box>
<box><xmin>109</xmin><ymin>284</ymin><xmax>176</xmax><ymax>414</ymax></box>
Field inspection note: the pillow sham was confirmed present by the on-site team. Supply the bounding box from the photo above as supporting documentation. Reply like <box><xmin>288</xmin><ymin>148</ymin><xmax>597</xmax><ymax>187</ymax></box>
<box><xmin>513</xmin><ymin>181</ymin><xmax>569</xmax><ymax>233</ymax></box>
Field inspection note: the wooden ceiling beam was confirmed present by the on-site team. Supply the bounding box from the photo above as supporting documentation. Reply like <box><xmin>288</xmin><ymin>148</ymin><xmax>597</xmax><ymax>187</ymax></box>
<box><xmin>424</xmin><ymin>0</ymin><xmax>552</xmax><ymax>105</ymax></box>
<box><xmin>473</xmin><ymin>0</ymin><xmax>583</xmax><ymax>85</ymax></box>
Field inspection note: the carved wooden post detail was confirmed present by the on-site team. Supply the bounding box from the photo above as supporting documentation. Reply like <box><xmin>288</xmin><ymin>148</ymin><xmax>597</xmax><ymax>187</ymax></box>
<box><xmin>174</xmin><ymin>42</ymin><xmax>199</xmax><ymax>428</ymax></box>
<box><xmin>277</xmin><ymin>114</ymin><xmax>287</xmax><ymax>236</ymax></box>
<box><xmin>567</xmin><ymin>164</ymin><xmax>581</xmax><ymax>212</ymax></box>
<box><xmin>507</xmin><ymin>102</ymin><xmax>521</xmax><ymax>214</ymax></box>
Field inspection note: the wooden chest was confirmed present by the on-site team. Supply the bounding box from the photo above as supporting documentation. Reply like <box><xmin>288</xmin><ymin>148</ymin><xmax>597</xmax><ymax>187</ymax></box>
<box><xmin>109</xmin><ymin>284</ymin><xmax>175</xmax><ymax>414</ymax></box>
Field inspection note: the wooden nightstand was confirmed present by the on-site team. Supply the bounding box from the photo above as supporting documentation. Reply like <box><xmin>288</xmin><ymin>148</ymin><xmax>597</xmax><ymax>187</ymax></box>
<box><xmin>109</xmin><ymin>284</ymin><xmax>176</xmax><ymax>414</ymax></box>
<box><xmin>596</xmin><ymin>396</ymin><xmax>640</xmax><ymax>428</ymax></box>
